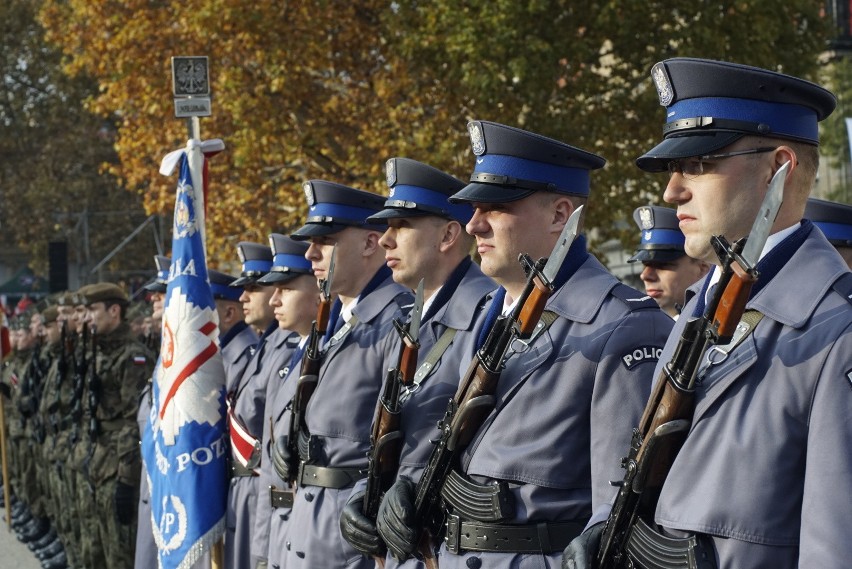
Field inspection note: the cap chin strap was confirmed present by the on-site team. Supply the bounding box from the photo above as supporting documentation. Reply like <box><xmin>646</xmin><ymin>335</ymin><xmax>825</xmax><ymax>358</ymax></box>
<box><xmin>469</xmin><ymin>171</ymin><xmax>558</xmax><ymax>192</ymax></box>
<box><xmin>663</xmin><ymin>116</ymin><xmax>771</xmax><ymax>137</ymax></box>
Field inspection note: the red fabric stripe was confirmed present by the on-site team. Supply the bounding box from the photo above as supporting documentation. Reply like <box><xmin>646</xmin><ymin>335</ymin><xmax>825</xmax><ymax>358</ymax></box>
<box><xmin>159</xmin><ymin>340</ymin><xmax>218</xmax><ymax>420</ymax></box>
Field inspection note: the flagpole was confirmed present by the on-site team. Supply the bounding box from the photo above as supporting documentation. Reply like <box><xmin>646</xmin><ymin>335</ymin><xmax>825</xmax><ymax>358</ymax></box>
<box><xmin>174</xmin><ymin>57</ymin><xmax>223</xmax><ymax>569</ymax></box>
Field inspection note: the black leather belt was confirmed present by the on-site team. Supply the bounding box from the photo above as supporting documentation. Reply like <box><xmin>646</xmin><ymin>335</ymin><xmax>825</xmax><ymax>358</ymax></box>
<box><xmin>444</xmin><ymin>513</ymin><xmax>584</xmax><ymax>554</ymax></box>
<box><xmin>625</xmin><ymin>517</ymin><xmax>716</xmax><ymax>569</ymax></box>
<box><xmin>230</xmin><ymin>460</ymin><xmax>257</xmax><ymax>478</ymax></box>
<box><xmin>269</xmin><ymin>487</ymin><xmax>294</xmax><ymax>509</ymax></box>
<box><xmin>296</xmin><ymin>462</ymin><xmax>365</xmax><ymax>489</ymax></box>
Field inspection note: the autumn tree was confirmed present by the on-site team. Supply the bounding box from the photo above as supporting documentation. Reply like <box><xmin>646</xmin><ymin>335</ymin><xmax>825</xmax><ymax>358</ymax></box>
<box><xmin>0</xmin><ymin>0</ymin><xmax>153</xmax><ymax>281</ymax></box>
<box><xmin>36</xmin><ymin>0</ymin><xmax>836</xmax><ymax>269</ymax></box>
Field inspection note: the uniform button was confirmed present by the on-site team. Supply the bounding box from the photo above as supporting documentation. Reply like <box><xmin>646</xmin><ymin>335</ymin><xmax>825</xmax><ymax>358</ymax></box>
<box><xmin>285</xmin><ymin>541</ymin><xmax>291</xmax><ymax>551</ymax></box>
<box><xmin>466</xmin><ymin>557</ymin><xmax>481</xmax><ymax>569</ymax></box>
<box><xmin>296</xmin><ymin>551</ymin><xmax>305</xmax><ymax>559</ymax></box>
<box><xmin>305</xmin><ymin>492</ymin><xmax>314</xmax><ymax>502</ymax></box>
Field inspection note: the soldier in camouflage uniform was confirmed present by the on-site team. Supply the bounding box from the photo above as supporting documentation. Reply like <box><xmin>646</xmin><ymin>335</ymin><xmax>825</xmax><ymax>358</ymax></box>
<box><xmin>79</xmin><ymin>282</ymin><xmax>155</xmax><ymax>569</ymax></box>
<box><xmin>53</xmin><ymin>292</ymin><xmax>84</xmax><ymax>569</ymax></box>
<box><xmin>31</xmin><ymin>302</ymin><xmax>70</xmax><ymax>568</ymax></box>
<box><xmin>9</xmin><ymin>311</ymin><xmax>53</xmax><ymax>546</ymax></box>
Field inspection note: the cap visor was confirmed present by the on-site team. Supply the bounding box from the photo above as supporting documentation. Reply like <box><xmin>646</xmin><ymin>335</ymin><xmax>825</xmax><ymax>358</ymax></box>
<box><xmin>448</xmin><ymin>182</ymin><xmax>536</xmax><ymax>204</ymax></box>
<box><xmin>143</xmin><ymin>282</ymin><xmax>167</xmax><ymax>293</ymax></box>
<box><xmin>230</xmin><ymin>275</ymin><xmax>258</xmax><ymax>288</ymax></box>
<box><xmin>636</xmin><ymin>132</ymin><xmax>744</xmax><ymax>172</ymax></box>
<box><xmin>290</xmin><ymin>222</ymin><xmax>350</xmax><ymax>241</ymax></box>
<box><xmin>365</xmin><ymin>208</ymin><xmax>433</xmax><ymax>224</ymax></box>
<box><xmin>256</xmin><ymin>271</ymin><xmax>310</xmax><ymax>285</ymax></box>
<box><xmin>629</xmin><ymin>249</ymin><xmax>686</xmax><ymax>263</ymax></box>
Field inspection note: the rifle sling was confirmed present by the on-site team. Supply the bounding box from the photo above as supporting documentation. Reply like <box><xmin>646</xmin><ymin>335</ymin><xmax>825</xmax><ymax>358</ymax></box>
<box><xmin>400</xmin><ymin>328</ymin><xmax>458</xmax><ymax>403</ymax></box>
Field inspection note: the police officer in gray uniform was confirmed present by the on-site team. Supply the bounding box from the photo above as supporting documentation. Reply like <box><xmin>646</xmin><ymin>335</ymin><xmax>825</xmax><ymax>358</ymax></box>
<box><xmin>248</xmin><ymin>234</ymin><xmax>314</xmax><ymax>569</ymax></box>
<box><xmin>565</xmin><ymin>58</ymin><xmax>852</xmax><ymax>569</ymax></box>
<box><xmin>210</xmin><ymin>269</ymin><xmax>259</xmax><ymax>392</ymax></box>
<box><xmin>226</xmin><ymin>242</ymin><xmax>300</xmax><ymax>569</ymax></box>
<box><xmin>274</xmin><ymin>180</ymin><xmax>412</xmax><ymax>567</ymax></box>
<box><xmin>805</xmin><ymin>197</ymin><xmax>852</xmax><ymax>269</ymax></box>
<box><xmin>135</xmin><ymin>258</ymin><xmax>168</xmax><ymax>569</ymax></box>
<box><xmin>628</xmin><ymin>205</ymin><xmax>710</xmax><ymax>318</ymax></box>
<box><xmin>377</xmin><ymin>121</ymin><xmax>673</xmax><ymax>569</ymax></box>
<box><xmin>339</xmin><ymin>157</ymin><xmax>495</xmax><ymax>568</ymax></box>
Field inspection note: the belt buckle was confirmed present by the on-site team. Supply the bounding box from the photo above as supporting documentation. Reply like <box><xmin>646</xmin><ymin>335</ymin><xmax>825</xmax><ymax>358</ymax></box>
<box><xmin>445</xmin><ymin>514</ymin><xmax>461</xmax><ymax>555</ymax></box>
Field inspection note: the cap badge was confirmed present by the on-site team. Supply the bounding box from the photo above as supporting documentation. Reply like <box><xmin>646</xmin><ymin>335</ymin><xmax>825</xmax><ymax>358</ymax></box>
<box><xmin>385</xmin><ymin>159</ymin><xmax>397</xmax><ymax>188</ymax></box>
<box><xmin>652</xmin><ymin>62</ymin><xmax>674</xmax><ymax>107</ymax></box>
<box><xmin>303</xmin><ymin>181</ymin><xmax>316</xmax><ymax>207</ymax></box>
<box><xmin>468</xmin><ymin>122</ymin><xmax>486</xmax><ymax>156</ymax></box>
<box><xmin>639</xmin><ymin>206</ymin><xmax>654</xmax><ymax>229</ymax></box>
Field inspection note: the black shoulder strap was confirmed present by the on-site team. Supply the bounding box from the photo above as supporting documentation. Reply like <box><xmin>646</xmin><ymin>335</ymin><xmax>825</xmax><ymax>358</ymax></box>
<box><xmin>831</xmin><ymin>272</ymin><xmax>852</xmax><ymax>306</ymax></box>
<box><xmin>610</xmin><ymin>283</ymin><xmax>659</xmax><ymax>310</ymax></box>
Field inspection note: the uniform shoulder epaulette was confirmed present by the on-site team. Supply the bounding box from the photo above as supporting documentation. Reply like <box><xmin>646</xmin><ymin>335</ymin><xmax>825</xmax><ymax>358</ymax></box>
<box><xmin>830</xmin><ymin>272</ymin><xmax>852</xmax><ymax>306</ymax></box>
<box><xmin>610</xmin><ymin>283</ymin><xmax>659</xmax><ymax>310</ymax></box>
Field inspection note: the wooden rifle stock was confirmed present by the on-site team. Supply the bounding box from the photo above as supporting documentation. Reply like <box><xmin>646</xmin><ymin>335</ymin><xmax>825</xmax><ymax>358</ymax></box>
<box><xmin>597</xmin><ymin>237</ymin><xmax>759</xmax><ymax>569</ymax></box>
<box><xmin>364</xmin><ymin>319</ymin><xmax>420</xmax><ymax>567</ymax></box>
<box><xmin>286</xmin><ymin>290</ymin><xmax>333</xmax><ymax>483</ymax></box>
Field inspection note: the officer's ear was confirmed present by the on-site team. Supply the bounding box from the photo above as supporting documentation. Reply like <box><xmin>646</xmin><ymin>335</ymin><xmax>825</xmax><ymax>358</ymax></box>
<box><xmin>363</xmin><ymin>230</ymin><xmax>382</xmax><ymax>257</ymax></box>
<box><xmin>439</xmin><ymin>220</ymin><xmax>463</xmax><ymax>253</ymax></box>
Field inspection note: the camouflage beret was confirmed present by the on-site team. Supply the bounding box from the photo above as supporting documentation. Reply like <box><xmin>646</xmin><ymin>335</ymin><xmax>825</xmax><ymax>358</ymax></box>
<box><xmin>42</xmin><ymin>305</ymin><xmax>59</xmax><ymax>324</ymax></box>
<box><xmin>81</xmin><ymin>282</ymin><xmax>129</xmax><ymax>306</ymax></box>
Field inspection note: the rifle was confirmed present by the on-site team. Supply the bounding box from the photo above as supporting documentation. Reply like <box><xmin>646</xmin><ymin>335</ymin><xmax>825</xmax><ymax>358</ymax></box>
<box><xmin>70</xmin><ymin>322</ymin><xmax>89</xmax><ymax>430</ymax></box>
<box><xmin>82</xmin><ymin>325</ymin><xmax>99</xmax><ymax>494</ymax></box>
<box><xmin>595</xmin><ymin>162</ymin><xmax>788</xmax><ymax>569</ymax></box>
<box><xmin>363</xmin><ymin>280</ymin><xmax>424</xmax><ymax>567</ymax></box>
<box><xmin>286</xmin><ymin>246</ymin><xmax>336</xmax><ymax>480</ymax></box>
<box><xmin>87</xmin><ymin>325</ymin><xmax>100</xmax><ymax>444</ymax></box>
<box><xmin>411</xmin><ymin>205</ymin><xmax>584</xmax><ymax>565</ymax></box>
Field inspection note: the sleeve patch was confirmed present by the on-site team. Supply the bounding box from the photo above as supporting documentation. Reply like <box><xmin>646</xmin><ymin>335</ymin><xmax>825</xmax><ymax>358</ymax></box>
<box><xmin>622</xmin><ymin>346</ymin><xmax>663</xmax><ymax>370</ymax></box>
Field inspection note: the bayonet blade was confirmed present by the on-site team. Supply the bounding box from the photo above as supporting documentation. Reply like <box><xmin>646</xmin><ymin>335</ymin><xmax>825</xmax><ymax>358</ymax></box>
<box><xmin>320</xmin><ymin>245</ymin><xmax>337</xmax><ymax>301</ymax></box>
<box><xmin>740</xmin><ymin>161</ymin><xmax>788</xmax><ymax>267</ymax></box>
<box><xmin>541</xmin><ymin>205</ymin><xmax>584</xmax><ymax>282</ymax></box>
<box><xmin>408</xmin><ymin>279</ymin><xmax>425</xmax><ymax>344</ymax></box>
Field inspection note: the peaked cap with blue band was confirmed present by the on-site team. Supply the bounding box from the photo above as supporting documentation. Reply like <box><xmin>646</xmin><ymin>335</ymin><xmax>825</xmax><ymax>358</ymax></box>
<box><xmin>367</xmin><ymin>157</ymin><xmax>471</xmax><ymax>224</ymax></box>
<box><xmin>637</xmin><ymin>58</ymin><xmax>836</xmax><ymax>172</ymax></box>
<box><xmin>208</xmin><ymin>270</ymin><xmax>242</xmax><ymax>301</ymax></box>
<box><xmin>230</xmin><ymin>242</ymin><xmax>273</xmax><ymax>288</ymax></box>
<box><xmin>257</xmin><ymin>233</ymin><xmax>313</xmax><ymax>284</ymax></box>
<box><xmin>449</xmin><ymin>120</ymin><xmax>606</xmax><ymax>204</ymax></box>
<box><xmin>628</xmin><ymin>205</ymin><xmax>687</xmax><ymax>263</ymax></box>
<box><xmin>143</xmin><ymin>255</ymin><xmax>171</xmax><ymax>293</ymax></box>
<box><xmin>290</xmin><ymin>180</ymin><xmax>387</xmax><ymax>240</ymax></box>
<box><xmin>805</xmin><ymin>197</ymin><xmax>852</xmax><ymax>247</ymax></box>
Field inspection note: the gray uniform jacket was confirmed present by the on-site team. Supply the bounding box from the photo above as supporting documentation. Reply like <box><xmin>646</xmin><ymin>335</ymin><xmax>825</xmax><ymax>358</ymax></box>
<box><xmin>282</xmin><ymin>271</ymin><xmax>412</xmax><ymax>568</ymax></box>
<box><xmin>349</xmin><ymin>259</ymin><xmax>495</xmax><ymax>569</ymax></box>
<box><xmin>135</xmin><ymin>382</ymin><xmax>157</xmax><ymax>569</ymax></box>
<box><xmin>255</xmin><ymin>344</ymin><xmax>303</xmax><ymax>569</ymax></box>
<box><xmin>648</xmin><ymin>226</ymin><xmax>852</xmax><ymax>569</ymax></box>
<box><xmin>227</xmin><ymin>326</ymin><xmax>299</xmax><ymax>569</ymax></box>
<box><xmin>251</xmin><ymin>337</ymin><xmax>304</xmax><ymax>567</ymax></box>
<box><xmin>439</xmin><ymin>252</ymin><xmax>673</xmax><ymax>569</ymax></box>
<box><xmin>221</xmin><ymin>321</ymin><xmax>259</xmax><ymax>394</ymax></box>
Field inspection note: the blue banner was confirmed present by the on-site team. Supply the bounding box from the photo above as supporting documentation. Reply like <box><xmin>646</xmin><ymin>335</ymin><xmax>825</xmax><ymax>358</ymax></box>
<box><xmin>142</xmin><ymin>149</ymin><xmax>227</xmax><ymax>569</ymax></box>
